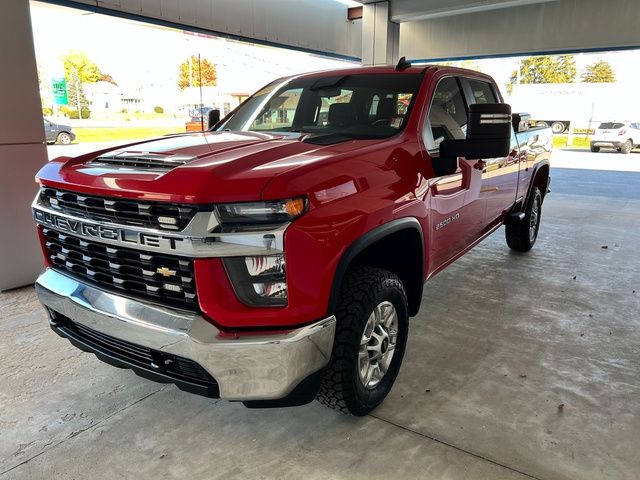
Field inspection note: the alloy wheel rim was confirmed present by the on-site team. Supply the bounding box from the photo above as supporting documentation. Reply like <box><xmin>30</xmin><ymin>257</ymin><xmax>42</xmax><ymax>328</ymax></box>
<box><xmin>529</xmin><ymin>197</ymin><xmax>540</xmax><ymax>242</ymax></box>
<box><xmin>358</xmin><ymin>301</ymin><xmax>398</xmax><ymax>388</ymax></box>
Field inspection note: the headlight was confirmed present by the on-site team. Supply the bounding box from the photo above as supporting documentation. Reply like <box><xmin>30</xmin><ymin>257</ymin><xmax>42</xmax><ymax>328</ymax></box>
<box><xmin>223</xmin><ymin>254</ymin><xmax>287</xmax><ymax>306</ymax></box>
<box><xmin>214</xmin><ymin>197</ymin><xmax>307</xmax><ymax>231</ymax></box>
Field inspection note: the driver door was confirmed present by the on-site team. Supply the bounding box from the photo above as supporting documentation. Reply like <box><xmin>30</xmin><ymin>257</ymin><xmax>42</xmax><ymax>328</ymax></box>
<box><xmin>421</xmin><ymin>76</ymin><xmax>486</xmax><ymax>273</ymax></box>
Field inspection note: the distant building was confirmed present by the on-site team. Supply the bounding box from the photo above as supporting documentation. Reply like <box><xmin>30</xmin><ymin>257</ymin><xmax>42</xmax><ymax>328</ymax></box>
<box><xmin>84</xmin><ymin>81</ymin><xmax>123</xmax><ymax>113</ymax></box>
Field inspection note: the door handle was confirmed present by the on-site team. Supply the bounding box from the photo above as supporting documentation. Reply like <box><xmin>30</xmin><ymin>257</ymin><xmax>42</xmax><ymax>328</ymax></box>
<box><xmin>473</xmin><ymin>160</ymin><xmax>486</xmax><ymax>170</ymax></box>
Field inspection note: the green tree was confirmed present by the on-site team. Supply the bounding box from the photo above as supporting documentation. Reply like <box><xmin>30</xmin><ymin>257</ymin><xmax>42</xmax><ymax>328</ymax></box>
<box><xmin>581</xmin><ymin>60</ymin><xmax>616</xmax><ymax>83</ymax></box>
<box><xmin>62</xmin><ymin>50</ymin><xmax>104</xmax><ymax>83</ymax></box>
<box><xmin>178</xmin><ymin>55</ymin><xmax>217</xmax><ymax>90</ymax></box>
<box><xmin>66</xmin><ymin>70</ymin><xmax>91</xmax><ymax>119</ymax></box>
<box><xmin>507</xmin><ymin>55</ymin><xmax>576</xmax><ymax>93</ymax></box>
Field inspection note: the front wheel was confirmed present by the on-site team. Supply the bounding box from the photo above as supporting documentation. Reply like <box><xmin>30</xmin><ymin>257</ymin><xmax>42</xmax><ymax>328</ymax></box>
<box><xmin>620</xmin><ymin>139</ymin><xmax>633</xmax><ymax>154</ymax></box>
<box><xmin>590</xmin><ymin>145</ymin><xmax>600</xmax><ymax>153</ymax></box>
<box><xmin>551</xmin><ymin>122</ymin><xmax>565</xmax><ymax>134</ymax></box>
<box><xmin>506</xmin><ymin>187</ymin><xmax>542</xmax><ymax>252</ymax></box>
<box><xmin>317</xmin><ymin>266</ymin><xmax>408</xmax><ymax>416</ymax></box>
<box><xmin>57</xmin><ymin>132</ymin><xmax>72</xmax><ymax>145</ymax></box>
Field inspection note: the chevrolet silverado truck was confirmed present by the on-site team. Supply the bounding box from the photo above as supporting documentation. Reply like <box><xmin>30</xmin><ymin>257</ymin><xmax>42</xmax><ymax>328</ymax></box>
<box><xmin>32</xmin><ymin>63</ymin><xmax>551</xmax><ymax>415</ymax></box>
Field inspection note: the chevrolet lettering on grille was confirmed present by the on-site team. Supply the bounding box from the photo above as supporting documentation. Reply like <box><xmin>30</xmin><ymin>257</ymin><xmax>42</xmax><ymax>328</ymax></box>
<box><xmin>33</xmin><ymin>209</ymin><xmax>184</xmax><ymax>251</ymax></box>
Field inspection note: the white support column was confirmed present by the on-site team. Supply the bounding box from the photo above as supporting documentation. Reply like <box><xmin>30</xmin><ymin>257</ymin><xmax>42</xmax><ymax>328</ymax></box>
<box><xmin>0</xmin><ymin>0</ymin><xmax>48</xmax><ymax>291</ymax></box>
<box><xmin>361</xmin><ymin>2</ymin><xmax>399</xmax><ymax>66</ymax></box>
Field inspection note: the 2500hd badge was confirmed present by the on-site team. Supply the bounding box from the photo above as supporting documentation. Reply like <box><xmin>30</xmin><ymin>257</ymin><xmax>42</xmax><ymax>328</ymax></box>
<box><xmin>435</xmin><ymin>213</ymin><xmax>460</xmax><ymax>231</ymax></box>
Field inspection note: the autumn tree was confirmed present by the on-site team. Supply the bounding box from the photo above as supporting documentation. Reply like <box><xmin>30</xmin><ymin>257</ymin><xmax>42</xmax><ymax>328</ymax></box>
<box><xmin>507</xmin><ymin>55</ymin><xmax>576</xmax><ymax>93</ymax></box>
<box><xmin>439</xmin><ymin>59</ymin><xmax>483</xmax><ymax>72</ymax></box>
<box><xmin>178</xmin><ymin>55</ymin><xmax>217</xmax><ymax>90</ymax></box>
<box><xmin>581</xmin><ymin>60</ymin><xmax>616</xmax><ymax>83</ymax></box>
<box><xmin>62</xmin><ymin>50</ymin><xmax>104</xmax><ymax>83</ymax></box>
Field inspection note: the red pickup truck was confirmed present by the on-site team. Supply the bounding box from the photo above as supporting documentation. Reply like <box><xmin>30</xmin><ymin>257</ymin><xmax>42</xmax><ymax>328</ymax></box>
<box><xmin>32</xmin><ymin>64</ymin><xmax>551</xmax><ymax>415</ymax></box>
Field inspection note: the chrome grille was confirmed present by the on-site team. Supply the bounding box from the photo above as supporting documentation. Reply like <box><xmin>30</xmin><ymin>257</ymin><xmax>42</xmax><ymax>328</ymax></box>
<box><xmin>43</xmin><ymin>228</ymin><xmax>198</xmax><ymax>311</ymax></box>
<box><xmin>39</xmin><ymin>187</ymin><xmax>198</xmax><ymax>231</ymax></box>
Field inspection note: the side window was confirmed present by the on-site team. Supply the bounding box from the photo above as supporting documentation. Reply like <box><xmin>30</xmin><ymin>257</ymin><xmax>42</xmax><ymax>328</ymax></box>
<box><xmin>467</xmin><ymin>79</ymin><xmax>497</xmax><ymax>104</ymax></box>
<box><xmin>249</xmin><ymin>88</ymin><xmax>303</xmax><ymax>131</ymax></box>
<box><xmin>423</xmin><ymin>77</ymin><xmax>467</xmax><ymax>151</ymax></box>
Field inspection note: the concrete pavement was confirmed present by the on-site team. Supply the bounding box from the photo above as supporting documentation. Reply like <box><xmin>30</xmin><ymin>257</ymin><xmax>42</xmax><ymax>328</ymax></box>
<box><xmin>2</xmin><ymin>166</ymin><xmax>639</xmax><ymax>480</ymax></box>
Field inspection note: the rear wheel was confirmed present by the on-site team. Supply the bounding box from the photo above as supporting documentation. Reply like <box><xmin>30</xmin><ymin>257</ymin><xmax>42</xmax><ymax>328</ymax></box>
<box><xmin>57</xmin><ymin>132</ymin><xmax>72</xmax><ymax>145</ymax></box>
<box><xmin>317</xmin><ymin>266</ymin><xmax>408</xmax><ymax>416</ymax></box>
<box><xmin>620</xmin><ymin>139</ymin><xmax>633</xmax><ymax>154</ymax></box>
<box><xmin>590</xmin><ymin>145</ymin><xmax>600</xmax><ymax>153</ymax></box>
<box><xmin>506</xmin><ymin>187</ymin><xmax>542</xmax><ymax>252</ymax></box>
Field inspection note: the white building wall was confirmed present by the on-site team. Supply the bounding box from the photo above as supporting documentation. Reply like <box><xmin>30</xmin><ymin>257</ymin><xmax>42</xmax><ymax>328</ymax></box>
<box><xmin>0</xmin><ymin>0</ymin><xmax>49</xmax><ymax>290</ymax></box>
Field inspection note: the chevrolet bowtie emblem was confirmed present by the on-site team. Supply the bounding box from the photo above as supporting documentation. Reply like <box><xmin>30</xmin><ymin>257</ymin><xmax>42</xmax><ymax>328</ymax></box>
<box><xmin>156</xmin><ymin>267</ymin><xmax>177</xmax><ymax>277</ymax></box>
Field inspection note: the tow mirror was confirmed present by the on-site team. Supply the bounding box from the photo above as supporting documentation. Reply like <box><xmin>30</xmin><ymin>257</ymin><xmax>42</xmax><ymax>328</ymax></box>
<box><xmin>439</xmin><ymin>103</ymin><xmax>512</xmax><ymax>161</ymax></box>
<box><xmin>207</xmin><ymin>109</ymin><xmax>221</xmax><ymax>129</ymax></box>
<box><xmin>512</xmin><ymin>112</ymin><xmax>531</xmax><ymax>133</ymax></box>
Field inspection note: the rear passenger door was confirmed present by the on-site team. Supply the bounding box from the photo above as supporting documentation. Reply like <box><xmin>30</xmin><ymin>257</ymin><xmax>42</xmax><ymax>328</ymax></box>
<box><xmin>461</xmin><ymin>78</ymin><xmax>521</xmax><ymax>226</ymax></box>
<box><xmin>422</xmin><ymin>76</ymin><xmax>486</xmax><ymax>271</ymax></box>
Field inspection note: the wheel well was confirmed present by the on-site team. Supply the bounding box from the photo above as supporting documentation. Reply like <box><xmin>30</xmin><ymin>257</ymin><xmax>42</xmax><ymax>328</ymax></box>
<box><xmin>334</xmin><ymin>227</ymin><xmax>424</xmax><ymax>317</ymax></box>
<box><xmin>533</xmin><ymin>164</ymin><xmax>550</xmax><ymax>200</ymax></box>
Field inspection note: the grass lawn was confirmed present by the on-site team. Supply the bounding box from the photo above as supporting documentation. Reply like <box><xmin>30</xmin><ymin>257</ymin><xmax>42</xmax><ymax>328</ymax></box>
<box><xmin>73</xmin><ymin>126</ymin><xmax>185</xmax><ymax>143</ymax></box>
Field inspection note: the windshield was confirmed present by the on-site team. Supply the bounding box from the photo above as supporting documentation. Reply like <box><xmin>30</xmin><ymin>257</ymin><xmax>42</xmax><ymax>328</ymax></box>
<box><xmin>218</xmin><ymin>74</ymin><xmax>424</xmax><ymax>140</ymax></box>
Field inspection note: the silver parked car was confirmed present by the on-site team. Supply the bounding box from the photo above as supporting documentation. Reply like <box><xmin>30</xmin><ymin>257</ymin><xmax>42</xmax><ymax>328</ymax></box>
<box><xmin>590</xmin><ymin>122</ymin><xmax>640</xmax><ymax>154</ymax></box>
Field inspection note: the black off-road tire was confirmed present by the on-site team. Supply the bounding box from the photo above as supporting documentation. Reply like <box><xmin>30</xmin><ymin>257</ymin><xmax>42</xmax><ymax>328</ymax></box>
<box><xmin>620</xmin><ymin>139</ymin><xmax>633</xmax><ymax>154</ymax></box>
<box><xmin>316</xmin><ymin>266</ymin><xmax>409</xmax><ymax>416</ymax></box>
<box><xmin>506</xmin><ymin>187</ymin><xmax>543</xmax><ymax>252</ymax></box>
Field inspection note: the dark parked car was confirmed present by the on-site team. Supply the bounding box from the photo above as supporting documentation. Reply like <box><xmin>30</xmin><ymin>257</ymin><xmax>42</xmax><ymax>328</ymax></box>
<box><xmin>43</xmin><ymin>118</ymin><xmax>75</xmax><ymax>145</ymax></box>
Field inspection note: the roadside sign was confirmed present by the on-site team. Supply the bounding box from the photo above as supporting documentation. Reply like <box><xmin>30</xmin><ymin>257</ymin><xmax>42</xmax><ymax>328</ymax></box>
<box><xmin>52</xmin><ymin>77</ymin><xmax>68</xmax><ymax>105</ymax></box>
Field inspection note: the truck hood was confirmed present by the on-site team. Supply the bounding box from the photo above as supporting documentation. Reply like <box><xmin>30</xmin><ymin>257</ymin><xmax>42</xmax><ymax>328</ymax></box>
<box><xmin>37</xmin><ymin>131</ymin><xmax>384</xmax><ymax>204</ymax></box>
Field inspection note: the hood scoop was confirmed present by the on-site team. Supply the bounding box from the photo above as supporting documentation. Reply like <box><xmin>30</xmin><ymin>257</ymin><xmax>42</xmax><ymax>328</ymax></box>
<box><xmin>86</xmin><ymin>151</ymin><xmax>197</xmax><ymax>172</ymax></box>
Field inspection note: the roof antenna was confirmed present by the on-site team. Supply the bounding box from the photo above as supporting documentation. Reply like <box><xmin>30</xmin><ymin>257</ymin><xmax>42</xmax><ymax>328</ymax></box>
<box><xmin>395</xmin><ymin>56</ymin><xmax>411</xmax><ymax>71</ymax></box>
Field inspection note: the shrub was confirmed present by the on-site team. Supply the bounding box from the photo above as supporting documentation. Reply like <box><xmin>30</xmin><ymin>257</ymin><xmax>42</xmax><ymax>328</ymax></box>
<box><xmin>154</xmin><ymin>106</ymin><xmax>164</xmax><ymax>114</ymax></box>
<box><xmin>120</xmin><ymin>108</ymin><xmax>128</xmax><ymax>114</ymax></box>
<box><xmin>63</xmin><ymin>107</ymin><xmax>91</xmax><ymax>119</ymax></box>
<box><xmin>42</xmin><ymin>107</ymin><xmax>53</xmax><ymax>116</ymax></box>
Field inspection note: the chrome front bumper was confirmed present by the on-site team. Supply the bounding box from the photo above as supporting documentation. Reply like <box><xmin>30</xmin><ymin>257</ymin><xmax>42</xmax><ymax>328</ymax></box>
<box><xmin>35</xmin><ymin>268</ymin><xmax>336</xmax><ymax>401</ymax></box>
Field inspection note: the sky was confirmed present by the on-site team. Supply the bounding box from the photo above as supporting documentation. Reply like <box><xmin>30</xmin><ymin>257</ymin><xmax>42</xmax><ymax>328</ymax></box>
<box><xmin>30</xmin><ymin>0</ymin><xmax>640</xmax><ymax>101</ymax></box>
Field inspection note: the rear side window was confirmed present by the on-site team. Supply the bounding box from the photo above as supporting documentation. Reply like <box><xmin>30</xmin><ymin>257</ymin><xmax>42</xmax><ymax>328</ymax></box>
<box><xmin>598</xmin><ymin>122</ymin><xmax>625</xmax><ymax>129</ymax></box>
<box><xmin>467</xmin><ymin>79</ymin><xmax>497</xmax><ymax>104</ymax></box>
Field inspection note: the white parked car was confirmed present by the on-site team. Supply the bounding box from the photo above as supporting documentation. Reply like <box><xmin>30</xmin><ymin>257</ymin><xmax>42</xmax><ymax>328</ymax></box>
<box><xmin>590</xmin><ymin>122</ymin><xmax>640</xmax><ymax>154</ymax></box>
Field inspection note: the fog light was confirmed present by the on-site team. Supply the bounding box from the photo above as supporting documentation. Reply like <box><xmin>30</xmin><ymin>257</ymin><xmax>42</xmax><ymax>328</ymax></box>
<box><xmin>223</xmin><ymin>254</ymin><xmax>287</xmax><ymax>306</ymax></box>
<box><xmin>253</xmin><ymin>281</ymin><xmax>287</xmax><ymax>298</ymax></box>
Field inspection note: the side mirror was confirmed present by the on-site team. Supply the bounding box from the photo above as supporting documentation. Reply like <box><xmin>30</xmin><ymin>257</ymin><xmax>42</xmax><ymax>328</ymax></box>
<box><xmin>207</xmin><ymin>109</ymin><xmax>221</xmax><ymax>129</ymax></box>
<box><xmin>512</xmin><ymin>112</ymin><xmax>531</xmax><ymax>133</ymax></box>
<box><xmin>439</xmin><ymin>103</ymin><xmax>512</xmax><ymax>161</ymax></box>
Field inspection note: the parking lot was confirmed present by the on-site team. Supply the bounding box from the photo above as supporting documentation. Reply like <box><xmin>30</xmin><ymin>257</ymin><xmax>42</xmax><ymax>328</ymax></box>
<box><xmin>3</xmin><ymin>150</ymin><xmax>639</xmax><ymax>480</ymax></box>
